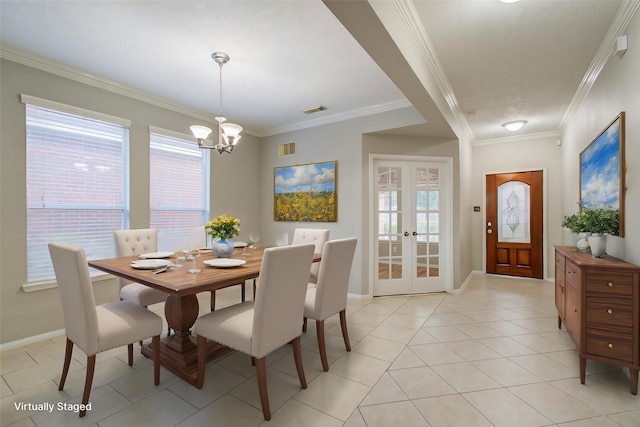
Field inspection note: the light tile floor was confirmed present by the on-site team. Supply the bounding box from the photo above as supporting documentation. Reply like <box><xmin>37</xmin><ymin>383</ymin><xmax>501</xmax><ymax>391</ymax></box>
<box><xmin>2</xmin><ymin>274</ymin><xmax>640</xmax><ymax>426</ymax></box>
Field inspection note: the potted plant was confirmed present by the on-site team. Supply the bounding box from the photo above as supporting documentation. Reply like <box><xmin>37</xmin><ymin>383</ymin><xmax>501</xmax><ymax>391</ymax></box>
<box><xmin>562</xmin><ymin>208</ymin><xmax>619</xmax><ymax>257</ymax></box>
<box><xmin>204</xmin><ymin>214</ymin><xmax>240</xmax><ymax>258</ymax></box>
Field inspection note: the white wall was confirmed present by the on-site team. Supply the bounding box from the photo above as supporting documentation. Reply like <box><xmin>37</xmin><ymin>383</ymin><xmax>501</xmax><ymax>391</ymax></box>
<box><xmin>471</xmin><ymin>135</ymin><xmax>565</xmax><ymax>279</ymax></box>
<box><xmin>259</xmin><ymin>108</ymin><xmax>428</xmax><ymax>296</ymax></box>
<box><xmin>561</xmin><ymin>12</ymin><xmax>640</xmax><ymax>265</ymax></box>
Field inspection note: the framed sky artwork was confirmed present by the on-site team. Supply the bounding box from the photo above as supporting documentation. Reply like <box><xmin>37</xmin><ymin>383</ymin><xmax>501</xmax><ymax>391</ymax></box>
<box><xmin>580</xmin><ymin>112</ymin><xmax>625</xmax><ymax>237</ymax></box>
<box><xmin>274</xmin><ymin>161</ymin><xmax>337</xmax><ymax>222</ymax></box>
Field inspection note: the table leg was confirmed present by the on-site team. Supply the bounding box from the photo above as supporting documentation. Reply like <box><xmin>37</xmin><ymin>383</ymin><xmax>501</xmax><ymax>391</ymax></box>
<box><xmin>141</xmin><ymin>293</ymin><xmax>232</xmax><ymax>386</ymax></box>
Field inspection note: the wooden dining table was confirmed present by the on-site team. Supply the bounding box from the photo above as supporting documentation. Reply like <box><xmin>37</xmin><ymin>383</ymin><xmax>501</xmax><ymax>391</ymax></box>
<box><xmin>88</xmin><ymin>247</ymin><xmax>321</xmax><ymax>386</ymax></box>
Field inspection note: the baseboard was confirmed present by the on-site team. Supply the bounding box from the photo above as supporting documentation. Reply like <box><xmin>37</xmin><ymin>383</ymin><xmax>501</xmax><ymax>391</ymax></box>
<box><xmin>347</xmin><ymin>292</ymin><xmax>370</xmax><ymax>300</ymax></box>
<box><xmin>0</xmin><ymin>329</ymin><xmax>65</xmax><ymax>352</ymax></box>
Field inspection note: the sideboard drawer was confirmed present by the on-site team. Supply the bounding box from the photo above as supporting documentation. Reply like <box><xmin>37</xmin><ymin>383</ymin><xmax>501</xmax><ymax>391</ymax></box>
<box><xmin>566</xmin><ymin>260</ymin><xmax>580</xmax><ymax>287</ymax></box>
<box><xmin>585</xmin><ymin>329</ymin><xmax>634</xmax><ymax>363</ymax></box>
<box><xmin>586</xmin><ymin>299</ymin><xmax>633</xmax><ymax>329</ymax></box>
<box><xmin>556</xmin><ymin>251</ymin><xmax>565</xmax><ymax>272</ymax></box>
<box><xmin>585</xmin><ymin>273</ymin><xmax>634</xmax><ymax>296</ymax></box>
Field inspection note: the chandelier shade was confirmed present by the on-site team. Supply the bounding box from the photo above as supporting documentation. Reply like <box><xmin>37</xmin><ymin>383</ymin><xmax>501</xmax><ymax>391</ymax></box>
<box><xmin>191</xmin><ymin>52</ymin><xmax>242</xmax><ymax>153</ymax></box>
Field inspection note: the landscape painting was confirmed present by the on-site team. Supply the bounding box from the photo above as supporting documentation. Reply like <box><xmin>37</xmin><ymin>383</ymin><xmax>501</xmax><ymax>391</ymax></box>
<box><xmin>580</xmin><ymin>112</ymin><xmax>625</xmax><ymax>236</ymax></box>
<box><xmin>274</xmin><ymin>161</ymin><xmax>337</xmax><ymax>222</ymax></box>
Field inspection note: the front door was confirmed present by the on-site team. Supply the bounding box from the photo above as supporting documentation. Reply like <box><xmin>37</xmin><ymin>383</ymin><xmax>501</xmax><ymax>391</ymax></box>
<box><xmin>486</xmin><ymin>170</ymin><xmax>543</xmax><ymax>279</ymax></box>
<box><xmin>373</xmin><ymin>159</ymin><xmax>449</xmax><ymax>296</ymax></box>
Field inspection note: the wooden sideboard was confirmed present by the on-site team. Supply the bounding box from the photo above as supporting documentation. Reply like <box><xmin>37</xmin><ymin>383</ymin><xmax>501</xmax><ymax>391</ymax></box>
<box><xmin>554</xmin><ymin>246</ymin><xmax>640</xmax><ymax>395</ymax></box>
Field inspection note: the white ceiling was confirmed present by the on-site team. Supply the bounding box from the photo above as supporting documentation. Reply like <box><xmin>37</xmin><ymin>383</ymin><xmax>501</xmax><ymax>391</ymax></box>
<box><xmin>0</xmin><ymin>0</ymin><xmax>629</xmax><ymax>142</ymax></box>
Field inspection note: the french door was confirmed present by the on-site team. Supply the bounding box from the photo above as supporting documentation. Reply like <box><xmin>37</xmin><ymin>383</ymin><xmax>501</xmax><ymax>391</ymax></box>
<box><xmin>373</xmin><ymin>159</ymin><xmax>450</xmax><ymax>296</ymax></box>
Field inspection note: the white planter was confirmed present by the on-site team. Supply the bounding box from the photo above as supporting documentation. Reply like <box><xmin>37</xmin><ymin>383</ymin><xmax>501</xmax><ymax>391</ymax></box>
<box><xmin>587</xmin><ymin>234</ymin><xmax>607</xmax><ymax>257</ymax></box>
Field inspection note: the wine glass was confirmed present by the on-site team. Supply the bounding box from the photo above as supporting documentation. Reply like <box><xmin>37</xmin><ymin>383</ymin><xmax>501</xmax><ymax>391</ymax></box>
<box><xmin>248</xmin><ymin>232</ymin><xmax>260</xmax><ymax>256</ymax></box>
<box><xmin>173</xmin><ymin>244</ymin><xmax>183</xmax><ymax>268</ymax></box>
<box><xmin>188</xmin><ymin>248</ymin><xmax>201</xmax><ymax>274</ymax></box>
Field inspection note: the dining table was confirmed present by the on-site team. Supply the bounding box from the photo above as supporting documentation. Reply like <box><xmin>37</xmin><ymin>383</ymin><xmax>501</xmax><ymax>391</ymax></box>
<box><xmin>88</xmin><ymin>247</ymin><xmax>321</xmax><ymax>386</ymax></box>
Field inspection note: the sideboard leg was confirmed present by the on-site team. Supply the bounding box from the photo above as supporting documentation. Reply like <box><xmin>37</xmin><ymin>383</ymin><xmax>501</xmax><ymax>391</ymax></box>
<box><xmin>580</xmin><ymin>357</ymin><xmax>586</xmax><ymax>385</ymax></box>
<box><xmin>557</xmin><ymin>315</ymin><xmax>562</xmax><ymax>330</ymax></box>
<box><xmin>631</xmin><ymin>368</ymin><xmax>638</xmax><ymax>395</ymax></box>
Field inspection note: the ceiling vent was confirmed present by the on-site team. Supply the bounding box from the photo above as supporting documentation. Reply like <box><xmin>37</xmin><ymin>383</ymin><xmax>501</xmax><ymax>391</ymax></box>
<box><xmin>278</xmin><ymin>141</ymin><xmax>296</xmax><ymax>157</ymax></box>
<box><xmin>302</xmin><ymin>105</ymin><xmax>328</xmax><ymax>114</ymax></box>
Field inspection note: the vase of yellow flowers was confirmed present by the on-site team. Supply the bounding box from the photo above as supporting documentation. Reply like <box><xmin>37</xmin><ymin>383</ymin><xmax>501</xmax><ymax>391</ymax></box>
<box><xmin>204</xmin><ymin>214</ymin><xmax>240</xmax><ymax>258</ymax></box>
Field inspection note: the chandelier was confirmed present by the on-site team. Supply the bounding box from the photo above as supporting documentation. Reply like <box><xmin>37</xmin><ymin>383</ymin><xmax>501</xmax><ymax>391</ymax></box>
<box><xmin>190</xmin><ymin>52</ymin><xmax>242</xmax><ymax>153</ymax></box>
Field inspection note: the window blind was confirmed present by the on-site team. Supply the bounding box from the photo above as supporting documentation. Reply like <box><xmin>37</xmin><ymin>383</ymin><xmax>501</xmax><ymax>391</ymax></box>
<box><xmin>26</xmin><ymin>105</ymin><xmax>129</xmax><ymax>282</ymax></box>
<box><xmin>149</xmin><ymin>131</ymin><xmax>210</xmax><ymax>251</ymax></box>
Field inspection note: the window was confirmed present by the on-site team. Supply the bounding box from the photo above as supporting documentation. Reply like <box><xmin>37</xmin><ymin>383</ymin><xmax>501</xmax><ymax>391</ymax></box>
<box><xmin>149</xmin><ymin>128</ymin><xmax>210</xmax><ymax>251</ymax></box>
<box><xmin>25</xmin><ymin>100</ymin><xmax>129</xmax><ymax>282</ymax></box>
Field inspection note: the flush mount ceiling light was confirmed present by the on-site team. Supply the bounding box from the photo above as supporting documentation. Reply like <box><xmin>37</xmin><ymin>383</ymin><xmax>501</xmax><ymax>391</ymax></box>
<box><xmin>502</xmin><ymin>120</ymin><xmax>528</xmax><ymax>132</ymax></box>
<box><xmin>190</xmin><ymin>52</ymin><xmax>242</xmax><ymax>154</ymax></box>
<box><xmin>499</xmin><ymin>0</ymin><xmax>520</xmax><ymax>3</ymax></box>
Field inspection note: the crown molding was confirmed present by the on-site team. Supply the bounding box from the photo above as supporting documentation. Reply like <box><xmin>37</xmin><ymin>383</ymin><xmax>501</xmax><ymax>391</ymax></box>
<box><xmin>474</xmin><ymin>130</ymin><xmax>561</xmax><ymax>147</ymax></box>
<box><xmin>2</xmin><ymin>46</ymin><xmax>415</xmax><ymax>139</ymax></box>
<box><xmin>560</xmin><ymin>0</ymin><xmax>640</xmax><ymax>128</ymax></box>
<box><xmin>392</xmin><ymin>0</ymin><xmax>476</xmax><ymax>144</ymax></box>
<box><xmin>0</xmin><ymin>46</ymin><xmax>233</xmax><ymax>126</ymax></box>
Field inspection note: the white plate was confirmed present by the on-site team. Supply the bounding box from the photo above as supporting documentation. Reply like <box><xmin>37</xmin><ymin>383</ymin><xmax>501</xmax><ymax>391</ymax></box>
<box><xmin>234</xmin><ymin>242</ymin><xmax>248</xmax><ymax>248</ymax></box>
<box><xmin>203</xmin><ymin>259</ymin><xmax>246</xmax><ymax>268</ymax></box>
<box><xmin>139</xmin><ymin>251</ymin><xmax>174</xmax><ymax>259</ymax></box>
<box><xmin>131</xmin><ymin>259</ymin><xmax>174</xmax><ymax>270</ymax></box>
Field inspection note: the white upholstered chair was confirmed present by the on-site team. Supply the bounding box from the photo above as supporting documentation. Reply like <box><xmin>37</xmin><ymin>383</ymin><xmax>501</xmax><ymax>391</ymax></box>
<box><xmin>193</xmin><ymin>244</ymin><xmax>315</xmax><ymax>421</ymax></box>
<box><xmin>291</xmin><ymin>228</ymin><xmax>329</xmax><ymax>284</ymax></box>
<box><xmin>302</xmin><ymin>238</ymin><xmax>357</xmax><ymax>371</ymax></box>
<box><xmin>114</xmin><ymin>229</ymin><xmax>168</xmax><ymax>307</ymax></box>
<box><xmin>48</xmin><ymin>242</ymin><xmax>162</xmax><ymax>417</ymax></box>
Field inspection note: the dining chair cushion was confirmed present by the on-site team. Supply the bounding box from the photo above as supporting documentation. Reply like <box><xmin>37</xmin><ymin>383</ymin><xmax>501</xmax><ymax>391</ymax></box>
<box><xmin>96</xmin><ymin>301</ymin><xmax>163</xmax><ymax>353</ymax></box>
<box><xmin>119</xmin><ymin>282</ymin><xmax>168</xmax><ymax>307</ymax></box>
<box><xmin>193</xmin><ymin>301</ymin><xmax>254</xmax><ymax>354</ymax></box>
<box><xmin>291</xmin><ymin>228</ymin><xmax>329</xmax><ymax>283</ymax></box>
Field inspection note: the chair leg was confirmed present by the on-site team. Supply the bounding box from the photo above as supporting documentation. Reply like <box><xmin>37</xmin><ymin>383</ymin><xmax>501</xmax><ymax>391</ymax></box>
<box><xmin>292</xmin><ymin>336</ymin><xmax>307</xmax><ymax>388</ymax></box>
<box><xmin>255</xmin><ymin>357</ymin><xmax>271</xmax><ymax>421</ymax></box>
<box><xmin>210</xmin><ymin>291</ymin><xmax>216</xmax><ymax>311</ymax></box>
<box><xmin>80</xmin><ymin>355</ymin><xmax>96</xmax><ymax>417</ymax></box>
<box><xmin>128</xmin><ymin>343</ymin><xmax>134</xmax><ymax>366</ymax></box>
<box><xmin>253</xmin><ymin>279</ymin><xmax>257</xmax><ymax>300</ymax></box>
<box><xmin>315</xmin><ymin>320</ymin><xmax>329</xmax><ymax>371</ymax></box>
<box><xmin>196</xmin><ymin>335</ymin><xmax>207</xmax><ymax>389</ymax></box>
<box><xmin>339</xmin><ymin>309</ymin><xmax>351</xmax><ymax>351</ymax></box>
<box><xmin>152</xmin><ymin>335</ymin><xmax>160</xmax><ymax>386</ymax></box>
<box><xmin>241</xmin><ymin>283</ymin><xmax>246</xmax><ymax>302</ymax></box>
<box><xmin>251</xmin><ymin>356</ymin><xmax>256</xmax><ymax>366</ymax></box>
<box><xmin>302</xmin><ymin>317</ymin><xmax>308</xmax><ymax>333</ymax></box>
<box><xmin>58</xmin><ymin>338</ymin><xmax>74</xmax><ymax>390</ymax></box>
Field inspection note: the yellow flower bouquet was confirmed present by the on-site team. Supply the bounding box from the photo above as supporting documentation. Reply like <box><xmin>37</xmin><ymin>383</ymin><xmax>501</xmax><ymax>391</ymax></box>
<box><xmin>204</xmin><ymin>214</ymin><xmax>240</xmax><ymax>240</ymax></box>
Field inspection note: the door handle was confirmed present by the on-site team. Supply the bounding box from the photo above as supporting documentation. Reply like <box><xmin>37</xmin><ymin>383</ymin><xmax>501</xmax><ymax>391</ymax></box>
<box><xmin>487</xmin><ymin>229</ymin><xmax>493</xmax><ymax>234</ymax></box>
<box><xmin>412</xmin><ymin>231</ymin><xmax>417</xmax><ymax>236</ymax></box>
<box><xmin>404</xmin><ymin>231</ymin><xmax>410</xmax><ymax>237</ymax></box>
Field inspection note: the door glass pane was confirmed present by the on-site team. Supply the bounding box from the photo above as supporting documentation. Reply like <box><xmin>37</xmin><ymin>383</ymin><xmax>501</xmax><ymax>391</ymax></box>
<box><xmin>415</xmin><ymin>167</ymin><xmax>440</xmax><ymax>278</ymax></box>
<box><xmin>497</xmin><ymin>181</ymin><xmax>530</xmax><ymax>243</ymax></box>
<box><xmin>377</xmin><ymin>166</ymin><xmax>404</xmax><ymax>280</ymax></box>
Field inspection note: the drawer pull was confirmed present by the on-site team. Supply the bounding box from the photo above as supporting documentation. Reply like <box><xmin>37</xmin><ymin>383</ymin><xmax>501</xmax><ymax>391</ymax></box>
<box><xmin>608</xmin><ymin>343</ymin><xmax>613</xmax><ymax>349</ymax></box>
<box><xmin>607</xmin><ymin>282</ymin><xmax>613</xmax><ymax>287</ymax></box>
<box><xmin>607</xmin><ymin>309</ymin><xmax>613</xmax><ymax>314</ymax></box>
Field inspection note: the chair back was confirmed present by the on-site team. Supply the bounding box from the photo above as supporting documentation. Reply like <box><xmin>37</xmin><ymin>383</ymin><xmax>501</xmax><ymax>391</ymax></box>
<box><xmin>252</xmin><ymin>244</ymin><xmax>315</xmax><ymax>357</ymax></box>
<box><xmin>291</xmin><ymin>228</ymin><xmax>329</xmax><ymax>283</ymax></box>
<box><xmin>48</xmin><ymin>242</ymin><xmax>99</xmax><ymax>355</ymax></box>
<box><xmin>313</xmin><ymin>238</ymin><xmax>357</xmax><ymax>320</ymax></box>
<box><xmin>113</xmin><ymin>229</ymin><xmax>158</xmax><ymax>289</ymax></box>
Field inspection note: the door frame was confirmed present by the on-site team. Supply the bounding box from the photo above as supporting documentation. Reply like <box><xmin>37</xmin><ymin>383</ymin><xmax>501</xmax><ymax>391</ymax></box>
<box><xmin>368</xmin><ymin>154</ymin><xmax>453</xmax><ymax>296</ymax></box>
<box><xmin>482</xmin><ymin>167</ymin><xmax>549</xmax><ymax>280</ymax></box>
